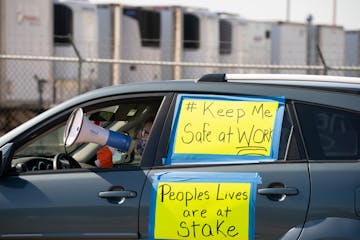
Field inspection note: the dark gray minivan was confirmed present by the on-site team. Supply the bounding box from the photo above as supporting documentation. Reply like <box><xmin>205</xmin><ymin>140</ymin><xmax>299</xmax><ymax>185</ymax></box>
<box><xmin>0</xmin><ymin>74</ymin><xmax>359</xmax><ymax>239</ymax></box>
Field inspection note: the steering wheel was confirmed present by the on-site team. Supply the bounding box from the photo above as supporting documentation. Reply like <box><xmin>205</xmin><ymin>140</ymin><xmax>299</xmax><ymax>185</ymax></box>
<box><xmin>53</xmin><ymin>153</ymin><xmax>82</xmax><ymax>170</ymax></box>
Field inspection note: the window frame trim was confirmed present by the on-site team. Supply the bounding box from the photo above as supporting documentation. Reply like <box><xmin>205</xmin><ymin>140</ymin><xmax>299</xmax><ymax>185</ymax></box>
<box><xmin>154</xmin><ymin>94</ymin><xmax>306</xmax><ymax>167</ymax></box>
<box><xmin>8</xmin><ymin>92</ymin><xmax>174</xmax><ymax>175</ymax></box>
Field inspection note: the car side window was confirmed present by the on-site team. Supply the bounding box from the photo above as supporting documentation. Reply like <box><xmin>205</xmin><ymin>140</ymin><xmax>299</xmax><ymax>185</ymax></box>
<box><xmin>83</xmin><ymin>99</ymin><xmax>162</xmax><ymax>168</ymax></box>
<box><xmin>160</xmin><ymin>97</ymin><xmax>299</xmax><ymax>164</ymax></box>
<box><xmin>11</xmin><ymin>97</ymin><xmax>163</xmax><ymax>173</ymax></box>
<box><xmin>296</xmin><ymin>103</ymin><xmax>360</xmax><ymax>160</ymax></box>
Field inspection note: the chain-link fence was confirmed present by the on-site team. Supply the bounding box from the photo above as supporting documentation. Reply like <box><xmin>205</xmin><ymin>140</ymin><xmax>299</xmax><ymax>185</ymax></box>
<box><xmin>1</xmin><ymin>54</ymin><xmax>360</xmax><ymax>136</ymax></box>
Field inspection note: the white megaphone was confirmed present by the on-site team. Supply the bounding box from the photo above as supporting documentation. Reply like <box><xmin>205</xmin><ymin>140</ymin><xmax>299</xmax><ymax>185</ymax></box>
<box><xmin>64</xmin><ymin>108</ymin><xmax>131</xmax><ymax>152</ymax></box>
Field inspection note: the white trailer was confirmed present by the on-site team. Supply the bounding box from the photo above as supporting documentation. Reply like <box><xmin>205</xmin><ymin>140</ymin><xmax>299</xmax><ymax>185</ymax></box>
<box><xmin>95</xmin><ymin>4</ymin><xmax>163</xmax><ymax>84</ymax></box>
<box><xmin>121</xmin><ymin>7</ymin><xmax>162</xmax><ymax>83</ymax></box>
<box><xmin>218</xmin><ymin>13</ymin><xmax>247</xmax><ymax>73</ymax></box>
<box><xmin>180</xmin><ymin>7</ymin><xmax>219</xmax><ymax>79</ymax></box>
<box><xmin>318</xmin><ymin>25</ymin><xmax>345</xmax><ymax>75</ymax></box>
<box><xmin>345</xmin><ymin>31</ymin><xmax>360</xmax><ymax>77</ymax></box>
<box><xmin>307</xmin><ymin>24</ymin><xmax>345</xmax><ymax>75</ymax></box>
<box><xmin>241</xmin><ymin>20</ymin><xmax>273</xmax><ymax>73</ymax></box>
<box><xmin>53</xmin><ymin>0</ymin><xmax>98</xmax><ymax>102</ymax></box>
<box><xmin>0</xmin><ymin>0</ymin><xmax>53</xmax><ymax>107</ymax></box>
<box><xmin>271</xmin><ymin>22</ymin><xmax>307</xmax><ymax>74</ymax></box>
<box><xmin>157</xmin><ymin>6</ymin><xmax>220</xmax><ymax>79</ymax></box>
<box><xmin>318</xmin><ymin>25</ymin><xmax>345</xmax><ymax>64</ymax></box>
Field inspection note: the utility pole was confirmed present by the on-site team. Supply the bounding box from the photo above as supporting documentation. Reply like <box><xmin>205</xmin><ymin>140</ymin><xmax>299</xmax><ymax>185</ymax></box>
<box><xmin>286</xmin><ymin>0</ymin><xmax>291</xmax><ymax>22</ymax></box>
<box><xmin>173</xmin><ymin>7</ymin><xmax>182</xmax><ymax>80</ymax></box>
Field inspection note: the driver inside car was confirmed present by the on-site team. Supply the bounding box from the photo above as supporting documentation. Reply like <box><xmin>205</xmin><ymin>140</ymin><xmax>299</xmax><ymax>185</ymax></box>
<box><xmin>95</xmin><ymin>119</ymin><xmax>153</xmax><ymax>168</ymax></box>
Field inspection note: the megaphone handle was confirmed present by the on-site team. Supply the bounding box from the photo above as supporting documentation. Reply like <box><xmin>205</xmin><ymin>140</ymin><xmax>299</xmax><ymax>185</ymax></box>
<box><xmin>106</xmin><ymin>130</ymin><xmax>131</xmax><ymax>152</ymax></box>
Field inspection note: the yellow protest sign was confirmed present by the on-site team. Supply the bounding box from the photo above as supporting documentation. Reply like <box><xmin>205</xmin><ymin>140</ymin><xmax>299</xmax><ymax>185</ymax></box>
<box><xmin>174</xmin><ymin>99</ymin><xmax>279</xmax><ymax>156</ymax></box>
<box><xmin>154</xmin><ymin>181</ymin><xmax>252</xmax><ymax>239</ymax></box>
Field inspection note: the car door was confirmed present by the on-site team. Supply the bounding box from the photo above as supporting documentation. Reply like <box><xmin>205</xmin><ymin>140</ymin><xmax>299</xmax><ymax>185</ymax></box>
<box><xmin>295</xmin><ymin>102</ymin><xmax>360</xmax><ymax>239</ymax></box>
<box><xmin>138</xmin><ymin>94</ymin><xmax>310</xmax><ymax>240</ymax></box>
<box><xmin>0</xmin><ymin>167</ymin><xmax>147</xmax><ymax>239</ymax></box>
<box><xmin>0</xmin><ymin>93</ymin><xmax>172</xmax><ymax>239</ymax></box>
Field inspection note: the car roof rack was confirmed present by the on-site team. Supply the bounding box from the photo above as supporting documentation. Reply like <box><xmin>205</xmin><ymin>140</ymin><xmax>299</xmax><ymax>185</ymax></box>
<box><xmin>197</xmin><ymin>73</ymin><xmax>360</xmax><ymax>85</ymax></box>
<box><xmin>197</xmin><ymin>73</ymin><xmax>226</xmax><ymax>82</ymax></box>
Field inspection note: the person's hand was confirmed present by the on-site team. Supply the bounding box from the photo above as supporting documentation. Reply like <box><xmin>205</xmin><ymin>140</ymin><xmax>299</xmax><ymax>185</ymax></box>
<box><xmin>96</xmin><ymin>146</ymin><xmax>113</xmax><ymax>168</ymax></box>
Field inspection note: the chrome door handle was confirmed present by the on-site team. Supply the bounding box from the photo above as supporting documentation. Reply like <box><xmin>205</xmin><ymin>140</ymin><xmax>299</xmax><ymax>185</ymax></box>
<box><xmin>257</xmin><ymin>187</ymin><xmax>298</xmax><ymax>196</ymax></box>
<box><xmin>99</xmin><ymin>190</ymin><xmax>137</xmax><ymax>199</ymax></box>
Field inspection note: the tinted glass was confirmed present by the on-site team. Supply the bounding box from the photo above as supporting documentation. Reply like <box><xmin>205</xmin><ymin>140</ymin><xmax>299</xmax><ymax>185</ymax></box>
<box><xmin>296</xmin><ymin>103</ymin><xmax>360</xmax><ymax>160</ymax></box>
<box><xmin>124</xmin><ymin>8</ymin><xmax>160</xmax><ymax>47</ymax></box>
<box><xmin>54</xmin><ymin>4</ymin><xmax>73</xmax><ymax>44</ymax></box>
<box><xmin>183</xmin><ymin>14</ymin><xmax>200</xmax><ymax>49</ymax></box>
<box><xmin>219</xmin><ymin>19</ymin><xmax>232</xmax><ymax>55</ymax></box>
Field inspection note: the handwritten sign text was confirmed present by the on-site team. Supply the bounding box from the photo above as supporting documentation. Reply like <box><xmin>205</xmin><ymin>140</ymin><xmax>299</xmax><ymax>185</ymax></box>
<box><xmin>174</xmin><ymin>99</ymin><xmax>279</xmax><ymax>157</ymax></box>
<box><xmin>154</xmin><ymin>182</ymin><xmax>251</xmax><ymax>239</ymax></box>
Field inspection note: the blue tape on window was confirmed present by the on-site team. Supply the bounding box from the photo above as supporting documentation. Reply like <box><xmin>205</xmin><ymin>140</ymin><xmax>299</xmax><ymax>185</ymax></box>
<box><xmin>148</xmin><ymin>172</ymin><xmax>262</xmax><ymax>240</ymax></box>
<box><xmin>165</xmin><ymin>94</ymin><xmax>285</xmax><ymax>165</ymax></box>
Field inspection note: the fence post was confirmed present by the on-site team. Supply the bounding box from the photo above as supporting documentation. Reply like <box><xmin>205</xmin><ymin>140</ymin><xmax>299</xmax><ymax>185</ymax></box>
<box><xmin>317</xmin><ymin>44</ymin><xmax>329</xmax><ymax>75</ymax></box>
<box><xmin>112</xmin><ymin>4</ymin><xmax>122</xmax><ymax>85</ymax></box>
<box><xmin>69</xmin><ymin>34</ymin><xmax>83</xmax><ymax>94</ymax></box>
<box><xmin>33</xmin><ymin>74</ymin><xmax>46</xmax><ymax>111</ymax></box>
<box><xmin>173</xmin><ymin>7</ymin><xmax>182</xmax><ymax>80</ymax></box>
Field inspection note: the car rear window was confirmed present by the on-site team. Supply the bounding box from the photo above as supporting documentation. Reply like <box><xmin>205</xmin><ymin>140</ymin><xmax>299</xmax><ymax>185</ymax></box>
<box><xmin>296</xmin><ymin>103</ymin><xmax>360</xmax><ymax>160</ymax></box>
